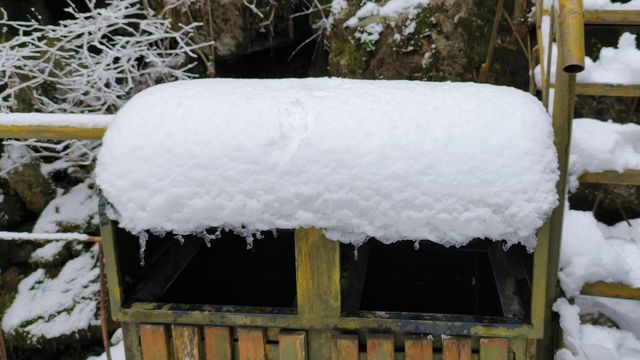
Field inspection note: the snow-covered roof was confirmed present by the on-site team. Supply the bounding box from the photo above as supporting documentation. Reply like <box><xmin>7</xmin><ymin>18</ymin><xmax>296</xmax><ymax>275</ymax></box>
<box><xmin>96</xmin><ymin>78</ymin><xmax>558</xmax><ymax>249</ymax></box>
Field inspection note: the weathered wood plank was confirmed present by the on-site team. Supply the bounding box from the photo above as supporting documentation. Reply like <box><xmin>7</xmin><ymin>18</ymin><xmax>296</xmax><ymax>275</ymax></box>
<box><xmin>479</xmin><ymin>338</ymin><xmax>508</xmax><ymax>360</ymax></box>
<box><xmin>172</xmin><ymin>325</ymin><xmax>201</xmax><ymax>360</ymax></box>
<box><xmin>295</xmin><ymin>228</ymin><xmax>341</xmax><ymax>320</ymax></box>
<box><xmin>204</xmin><ymin>327</ymin><xmax>232</xmax><ymax>360</ymax></box>
<box><xmin>366</xmin><ymin>334</ymin><xmax>394</xmax><ymax>360</ymax></box>
<box><xmin>579</xmin><ymin>170</ymin><xmax>640</xmax><ymax>186</ymax></box>
<box><xmin>442</xmin><ymin>338</ymin><xmax>459</xmax><ymax>360</ymax></box>
<box><xmin>458</xmin><ymin>338</ymin><xmax>472</xmax><ymax>360</ymax></box>
<box><xmin>122</xmin><ymin>322</ymin><xmax>143</xmax><ymax>360</ymax></box>
<box><xmin>332</xmin><ymin>335</ymin><xmax>359</xmax><ymax>360</ymax></box>
<box><xmin>442</xmin><ymin>338</ymin><xmax>472</xmax><ymax>360</ymax></box>
<box><xmin>238</xmin><ymin>328</ymin><xmax>266</xmax><ymax>360</ymax></box>
<box><xmin>404</xmin><ymin>335</ymin><xmax>432</xmax><ymax>360</ymax></box>
<box><xmin>140</xmin><ymin>324</ymin><xmax>170</xmax><ymax>360</ymax></box>
<box><xmin>279</xmin><ymin>331</ymin><xmax>307</xmax><ymax>360</ymax></box>
<box><xmin>581</xmin><ymin>282</ymin><xmax>640</xmax><ymax>300</ymax></box>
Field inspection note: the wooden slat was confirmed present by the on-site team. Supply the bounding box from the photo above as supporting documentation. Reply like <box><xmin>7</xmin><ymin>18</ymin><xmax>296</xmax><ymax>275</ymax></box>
<box><xmin>279</xmin><ymin>331</ymin><xmax>307</xmax><ymax>360</ymax></box>
<box><xmin>204</xmin><ymin>327</ymin><xmax>232</xmax><ymax>360</ymax></box>
<box><xmin>584</xmin><ymin>10</ymin><xmax>640</xmax><ymax>26</ymax></box>
<box><xmin>333</xmin><ymin>335</ymin><xmax>359</xmax><ymax>360</ymax></box>
<box><xmin>172</xmin><ymin>325</ymin><xmax>201</xmax><ymax>360</ymax></box>
<box><xmin>579</xmin><ymin>170</ymin><xmax>640</xmax><ymax>186</ymax></box>
<box><xmin>576</xmin><ymin>83</ymin><xmax>640</xmax><ymax>97</ymax></box>
<box><xmin>581</xmin><ymin>281</ymin><xmax>640</xmax><ymax>300</ymax></box>
<box><xmin>0</xmin><ymin>328</ymin><xmax>8</xmax><ymax>360</ymax></box>
<box><xmin>366</xmin><ymin>334</ymin><xmax>394</xmax><ymax>360</ymax></box>
<box><xmin>404</xmin><ymin>335</ymin><xmax>433</xmax><ymax>360</ymax></box>
<box><xmin>479</xmin><ymin>338</ymin><xmax>509</xmax><ymax>360</ymax></box>
<box><xmin>442</xmin><ymin>338</ymin><xmax>472</xmax><ymax>360</ymax></box>
<box><xmin>139</xmin><ymin>324</ymin><xmax>170</xmax><ymax>360</ymax></box>
<box><xmin>122</xmin><ymin>322</ymin><xmax>143</xmax><ymax>360</ymax></box>
<box><xmin>238</xmin><ymin>328</ymin><xmax>266</xmax><ymax>360</ymax></box>
<box><xmin>0</xmin><ymin>125</ymin><xmax>105</xmax><ymax>140</ymax></box>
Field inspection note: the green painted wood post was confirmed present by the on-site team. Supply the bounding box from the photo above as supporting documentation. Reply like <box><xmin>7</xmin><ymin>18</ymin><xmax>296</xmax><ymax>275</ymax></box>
<box><xmin>295</xmin><ymin>228</ymin><xmax>341</xmax><ymax>360</ymax></box>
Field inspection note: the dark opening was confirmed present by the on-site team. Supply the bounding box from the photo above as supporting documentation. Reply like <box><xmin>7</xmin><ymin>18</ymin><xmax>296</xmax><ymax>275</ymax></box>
<box><xmin>113</xmin><ymin>225</ymin><xmax>297</xmax><ymax>310</ymax></box>
<box><xmin>340</xmin><ymin>239</ymin><xmax>532</xmax><ymax>320</ymax></box>
<box><xmin>160</xmin><ymin>230</ymin><xmax>296</xmax><ymax>308</ymax></box>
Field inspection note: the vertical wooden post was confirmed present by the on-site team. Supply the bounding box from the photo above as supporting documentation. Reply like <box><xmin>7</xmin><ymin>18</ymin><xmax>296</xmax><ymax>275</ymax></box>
<box><xmin>122</xmin><ymin>322</ymin><xmax>143</xmax><ymax>360</ymax></box>
<box><xmin>332</xmin><ymin>335</ymin><xmax>359</xmax><ymax>360</ymax></box>
<box><xmin>238</xmin><ymin>328</ymin><xmax>267</xmax><ymax>360</ymax></box>
<box><xmin>296</xmin><ymin>228</ymin><xmax>341</xmax><ymax>360</ymax></box>
<box><xmin>538</xmin><ymin>1</ymin><xmax>582</xmax><ymax>357</ymax></box>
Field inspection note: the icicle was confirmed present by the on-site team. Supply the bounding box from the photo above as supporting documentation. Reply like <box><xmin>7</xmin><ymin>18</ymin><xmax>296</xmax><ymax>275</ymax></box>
<box><xmin>201</xmin><ymin>231</ymin><xmax>212</xmax><ymax>247</ymax></box>
<box><xmin>353</xmin><ymin>244</ymin><xmax>360</xmax><ymax>260</ymax></box>
<box><xmin>413</xmin><ymin>240</ymin><xmax>420</xmax><ymax>250</ymax></box>
<box><xmin>176</xmin><ymin>234</ymin><xmax>184</xmax><ymax>245</ymax></box>
<box><xmin>245</xmin><ymin>234</ymin><xmax>254</xmax><ymax>249</ymax></box>
<box><xmin>138</xmin><ymin>231</ymin><xmax>148</xmax><ymax>266</ymax></box>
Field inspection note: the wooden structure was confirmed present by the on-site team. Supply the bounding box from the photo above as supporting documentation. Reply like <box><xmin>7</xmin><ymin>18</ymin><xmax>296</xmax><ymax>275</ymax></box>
<box><xmin>536</xmin><ymin>0</ymin><xmax>640</xmax><ymax>303</ymax></box>
<box><xmin>0</xmin><ymin>1</ymin><xmax>596</xmax><ymax>358</ymax></box>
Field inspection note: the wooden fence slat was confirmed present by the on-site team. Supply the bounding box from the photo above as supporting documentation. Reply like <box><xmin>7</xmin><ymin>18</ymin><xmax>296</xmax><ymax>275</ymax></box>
<box><xmin>332</xmin><ymin>335</ymin><xmax>359</xmax><ymax>360</ymax></box>
<box><xmin>238</xmin><ymin>328</ymin><xmax>266</xmax><ymax>360</ymax></box>
<box><xmin>172</xmin><ymin>325</ymin><xmax>201</xmax><ymax>360</ymax></box>
<box><xmin>279</xmin><ymin>331</ymin><xmax>307</xmax><ymax>360</ymax></box>
<box><xmin>140</xmin><ymin>324</ymin><xmax>170</xmax><ymax>360</ymax></box>
<box><xmin>479</xmin><ymin>338</ymin><xmax>508</xmax><ymax>360</ymax></box>
<box><xmin>442</xmin><ymin>338</ymin><xmax>459</xmax><ymax>360</ymax></box>
<box><xmin>366</xmin><ymin>334</ymin><xmax>394</xmax><ymax>360</ymax></box>
<box><xmin>0</xmin><ymin>328</ymin><xmax>7</xmax><ymax>360</ymax></box>
<box><xmin>404</xmin><ymin>335</ymin><xmax>433</xmax><ymax>360</ymax></box>
<box><xmin>204</xmin><ymin>327</ymin><xmax>232</xmax><ymax>360</ymax></box>
<box><xmin>458</xmin><ymin>339</ymin><xmax>472</xmax><ymax>360</ymax></box>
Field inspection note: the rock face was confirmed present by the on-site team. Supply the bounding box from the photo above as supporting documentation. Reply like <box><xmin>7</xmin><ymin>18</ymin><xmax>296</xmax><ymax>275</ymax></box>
<box><xmin>6</xmin><ymin>161</ymin><xmax>56</xmax><ymax>213</ymax></box>
<box><xmin>149</xmin><ymin>0</ymin><xmax>298</xmax><ymax>61</ymax></box>
<box><xmin>326</xmin><ymin>0</ymin><xmax>529</xmax><ymax>85</ymax></box>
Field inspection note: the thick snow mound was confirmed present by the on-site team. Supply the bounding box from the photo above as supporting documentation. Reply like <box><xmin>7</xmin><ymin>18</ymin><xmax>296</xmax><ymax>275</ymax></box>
<box><xmin>560</xmin><ymin>210</ymin><xmax>640</xmax><ymax>297</ymax></box>
<box><xmin>96</xmin><ymin>78</ymin><xmax>558</xmax><ymax>248</ymax></box>
<box><xmin>569</xmin><ymin>118</ymin><xmax>640</xmax><ymax>189</ymax></box>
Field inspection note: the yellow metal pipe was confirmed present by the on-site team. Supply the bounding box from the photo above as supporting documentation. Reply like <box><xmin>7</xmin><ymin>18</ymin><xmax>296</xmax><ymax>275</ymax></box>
<box><xmin>557</xmin><ymin>0</ymin><xmax>585</xmax><ymax>73</ymax></box>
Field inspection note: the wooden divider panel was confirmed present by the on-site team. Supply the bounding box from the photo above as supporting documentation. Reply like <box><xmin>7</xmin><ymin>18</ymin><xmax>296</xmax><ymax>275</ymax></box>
<box><xmin>366</xmin><ymin>334</ymin><xmax>394</xmax><ymax>360</ymax></box>
<box><xmin>279</xmin><ymin>331</ymin><xmax>307</xmax><ymax>360</ymax></box>
<box><xmin>238</xmin><ymin>328</ymin><xmax>267</xmax><ymax>360</ymax></box>
<box><xmin>140</xmin><ymin>324</ymin><xmax>170</xmax><ymax>360</ymax></box>
<box><xmin>204</xmin><ymin>327</ymin><xmax>232</xmax><ymax>360</ymax></box>
<box><xmin>479</xmin><ymin>338</ymin><xmax>508</xmax><ymax>360</ymax></box>
<box><xmin>332</xmin><ymin>335</ymin><xmax>359</xmax><ymax>360</ymax></box>
<box><xmin>442</xmin><ymin>338</ymin><xmax>472</xmax><ymax>360</ymax></box>
<box><xmin>405</xmin><ymin>335</ymin><xmax>433</xmax><ymax>360</ymax></box>
<box><xmin>172</xmin><ymin>325</ymin><xmax>201</xmax><ymax>360</ymax></box>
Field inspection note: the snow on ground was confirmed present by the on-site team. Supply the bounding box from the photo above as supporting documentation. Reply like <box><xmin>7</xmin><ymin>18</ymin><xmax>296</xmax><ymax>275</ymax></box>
<box><xmin>96</xmin><ymin>78</ymin><xmax>558</xmax><ymax>249</ymax></box>
<box><xmin>34</xmin><ymin>179</ymin><xmax>100</xmax><ymax>234</ymax></box>
<box><xmin>560</xmin><ymin>210</ymin><xmax>640</xmax><ymax>297</ymax></box>
<box><xmin>542</xmin><ymin>0</ymin><xmax>640</xmax><ymax>10</ymax></box>
<box><xmin>0</xmin><ymin>113</ymin><xmax>113</xmax><ymax>128</ymax></box>
<box><xmin>554</xmin><ymin>298</ymin><xmax>640</xmax><ymax>360</ymax></box>
<box><xmin>535</xmin><ymin>33</ymin><xmax>640</xmax><ymax>87</ymax></box>
<box><xmin>87</xmin><ymin>329</ymin><xmax>125</xmax><ymax>360</ymax></box>
<box><xmin>569</xmin><ymin>118</ymin><xmax>640</xmax><ymax>189</ymax></box>
<box><xmin>583</xmin><ymin>0</ymin><xmax>640</xmax><ymax>10</ymax></box>
<box><xmin>1</xmin><ymin>245</ymin><xmax>100</xmax><ymax>339</ymax></box>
